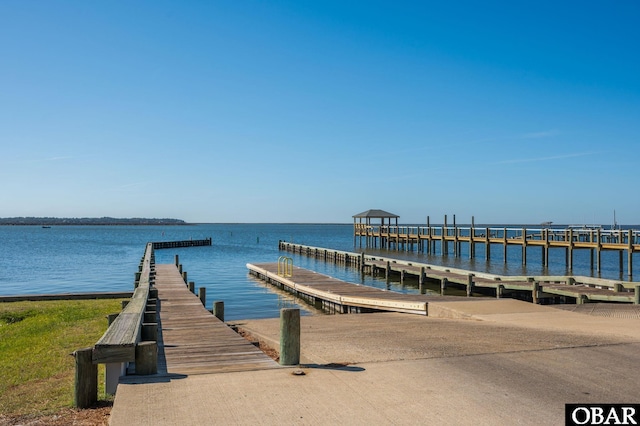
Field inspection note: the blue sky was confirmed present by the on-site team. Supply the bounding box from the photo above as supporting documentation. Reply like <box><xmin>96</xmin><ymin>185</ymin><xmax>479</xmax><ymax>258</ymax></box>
<box><xmin>1</xmin><ymin>1</ymin><xmax>638</xmax><ymax>224</ymax></box>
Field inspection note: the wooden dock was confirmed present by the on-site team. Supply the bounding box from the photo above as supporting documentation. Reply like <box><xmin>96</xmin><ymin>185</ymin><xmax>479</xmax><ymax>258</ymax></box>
<box><xmin>151</xmin><ymin>263</ymin><xmax>279</xmax><ymax>375</ymax></box>
<box><xmin>247</xmin><ymin>262</ymin><xmax>458</xmax><ymax>315</ymax></box>
<box><xmin>354</xmin><ymin>223</ymin><xmax>639</xmax><ymax>277</ymax></box>
<box><xmin>152</xmin><ymin>238</ymin><xmax>212</xmax><ymax>250</ymax></box>
<box><xmin>279</xmin><ymin>241</ymin><xmax>640</xmax><ymax>305</ymax></box>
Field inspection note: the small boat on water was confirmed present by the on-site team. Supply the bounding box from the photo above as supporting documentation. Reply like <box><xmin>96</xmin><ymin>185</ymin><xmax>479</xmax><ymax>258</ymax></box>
<box><xmin>42</xmin><ymin>225</ymin><xmax>51</xmax><ymax>228</ymax></box>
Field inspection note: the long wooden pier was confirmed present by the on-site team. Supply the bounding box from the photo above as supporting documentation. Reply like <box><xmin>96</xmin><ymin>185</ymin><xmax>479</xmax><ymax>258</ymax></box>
<box><xmin>279</xmin><ymin>241</ymin><xmax>640</xmax><ymax>305</ymax></box>
<box><xmin>150</xmin><ymin>263</ymin><xmax>279</xmax><ymax>375</ymax></box>
<box><xmin>354</xmin><ymin>224</ymin><xmax>639</xmax><ymax>278</ymax></box>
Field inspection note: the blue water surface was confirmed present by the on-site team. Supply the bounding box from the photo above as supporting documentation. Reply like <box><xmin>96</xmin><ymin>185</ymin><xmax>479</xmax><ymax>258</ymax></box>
<box><xmin>0</xmin><ymin>224</ymin><xmax>636</xmax><ymax>320</ymax></box>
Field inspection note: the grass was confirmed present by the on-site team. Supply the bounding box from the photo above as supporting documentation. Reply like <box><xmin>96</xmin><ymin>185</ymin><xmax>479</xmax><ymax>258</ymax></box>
<box><xmin>0</xmin><ymin>299</ymin><xmax>125</xmax><ymax>416</ymax></box>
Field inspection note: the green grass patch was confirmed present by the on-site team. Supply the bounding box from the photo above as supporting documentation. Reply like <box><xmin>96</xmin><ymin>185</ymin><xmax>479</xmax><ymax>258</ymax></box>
<box><xmin>0</xmin><ymin>299</ymin><xmax>125</xmax><ymax>416</ymax></box>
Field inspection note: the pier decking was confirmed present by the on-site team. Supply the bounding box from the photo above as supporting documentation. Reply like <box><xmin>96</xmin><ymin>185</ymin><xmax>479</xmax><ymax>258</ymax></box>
<box><xmin>147</xmin><ymin>263</ymin><xmax>279</xmax><ymax>376</ymax></box>
<box><xmin>279</xmin><ymin>241</ymin><xmax>640</xmax><ymax>305</ymax></box>
<box><xmin>247</xmin><ymin>262</ymin><xmax>465</xmax><ymax>315</ymax></box>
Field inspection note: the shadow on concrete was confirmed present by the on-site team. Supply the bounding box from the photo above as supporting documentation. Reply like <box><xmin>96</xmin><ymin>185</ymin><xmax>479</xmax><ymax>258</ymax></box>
<box><xmin>301</xmin><ymin>363</ymin><xmax>365</xmax><ymax>372</ymax></box>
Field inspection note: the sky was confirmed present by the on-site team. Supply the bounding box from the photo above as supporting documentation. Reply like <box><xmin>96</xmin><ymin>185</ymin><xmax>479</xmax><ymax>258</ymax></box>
<box><xmin>1</xmin><ymin>1</ymin><xmax>638</xmax><ymax>224</ymax></box>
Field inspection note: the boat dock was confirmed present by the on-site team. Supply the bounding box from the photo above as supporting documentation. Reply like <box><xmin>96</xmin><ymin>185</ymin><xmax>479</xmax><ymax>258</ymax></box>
<box><xmin>140</xmin><ymin>263</ymin><xmax>279</xmax><ymax>376</ymax></box>
<box><xmin>352</xmin><ymin>211</ymin><xmax>639</xmax><ymax>278</ymax></box>
<box><xmin>152</xmin><ymin>238</ymin><xmax>212</xmax><ymax>250</ymax></box>
<box><xmin>279</xmin><ymin>241</ymin><xmax>640</xmax><ymax>305</ymax></box>
<box><xmin>247</xmin><ymin>262</ymin><xmax>450</xmax><ymax>315</ymax></box>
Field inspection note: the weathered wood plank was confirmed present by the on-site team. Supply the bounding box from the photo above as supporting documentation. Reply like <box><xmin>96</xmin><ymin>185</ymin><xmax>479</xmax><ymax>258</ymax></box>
<box><xmin>153</xmin><ymin>264</ymin><xmax>279</xmax><ymax>375</ymax></box>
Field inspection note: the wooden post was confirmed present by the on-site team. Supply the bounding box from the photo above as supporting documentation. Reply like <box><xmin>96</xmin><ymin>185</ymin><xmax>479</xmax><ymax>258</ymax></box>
<box><xmin>199</xmin><ymin>287</ymin><xmax>206</xmax><ymax>306</ymax></box>
<box><xmin>142</xmin><ymin>322</ymin><xmax>158</xmax><ymax>341</ymax></box>
<box><xmin>503</xmin><ymin>227</ymin><xmax>508</xmax><ymax>263</ymax></box>
<box><xmin>440</xmin><ymin>277</ymin><xmax>448</xmax><ymax>295</ymax></box>
<box><xmin>188</xmin><ymin>281</ymin><xmax>195</xmax><ymax>293</ymax></box>
<box><xmin>532</xmin><ymin>280</ymin><xmax>540</xmax><ymax>304</ymax></box>
<box><xmin>174</xmin><ymin>254</ymin><xmax>179</xmax><ymax>266</ymax></box>
<box><xmin>182</xmin><ymin>271</ymin><xmax>188</xmax><ymax>284</ymax></box>
<box><xmin>73</xmin><ymin>347</ymin><xmax>97</xmax><ymax>408</ymax></box>
<box><xmin>522</xmin><ymin>228</ymin><xmax>527</xmax><ymax>265</ymax></box>
<box><xmin>496</xmin><ymin>284</ymin><xmax>504</xmax><ymax>299</ymax></box>
<box><xmin>107</xmin><ymin>313</ymin><xmax>118</xmax><ymax>326</ymax></box>
<box><xmin>214</xmin><ymin>301</ymin><xmax>224</xmax><ymax>322</ymax></box>
<box><xmin>135</xmin><ymin>342</ymin><xmax>157</xmax><ymax>375</ymax></box>
<box><xmin>466</xmin><ymin>274</ymin><xmax>474</xmax><ymax>297</ymax></box>
<box><xmin>419</xmin><ymin>266</ymin><xmax>425</xmax><ymax>294</ymax></box>
<box><xmin>279</xmin><ymin>308</ymin><xmax>300</xmax><ymax>366</ymax></box>
<box><xmin>628</xmin><ymin>230</ymin><xmax>633</xmax><ymax>279</ymax></box>
<box><xmin>385</xmin><ymin>261</ymin><xmax>390</xmax><ymax>280</ymax></box>
<box><xmin>635</xmin><ymin>286</ymin><xmax>640</xmax><ymax>305</ymax></box>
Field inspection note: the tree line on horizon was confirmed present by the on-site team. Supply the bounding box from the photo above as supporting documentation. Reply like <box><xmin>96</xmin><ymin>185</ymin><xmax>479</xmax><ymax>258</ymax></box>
<box><xmin>0</xmin><ymin>217</ymin><xmax>187</xmax><ymax>226</ymax></box>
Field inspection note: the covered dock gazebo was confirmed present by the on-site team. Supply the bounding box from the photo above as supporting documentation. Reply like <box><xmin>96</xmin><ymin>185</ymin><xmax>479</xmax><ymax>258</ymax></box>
<box><xmin>353</xmin><ymin>209</ymin><xmax>399</xmax><ymax>248</ymax></box>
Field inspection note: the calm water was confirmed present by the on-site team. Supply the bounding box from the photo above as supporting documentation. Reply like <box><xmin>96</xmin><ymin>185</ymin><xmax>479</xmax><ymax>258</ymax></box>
<box><xmin>0</xmin><ymin>224</ymin><xmax>636</xmax><ymax>320</ymax></box>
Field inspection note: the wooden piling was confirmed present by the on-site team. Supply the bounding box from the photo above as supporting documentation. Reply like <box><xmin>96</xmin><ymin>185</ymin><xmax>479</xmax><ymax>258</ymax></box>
<box><xmin>279</xmin><ymin>308</ymin><xmax>300</xmax><ymax>366</ymax></box>
<box><xmin>199</xmin><ymin>287</ymin><xmax>206</xmax><ymax>306</ymax></box>
<box><xmin>142</xmin><ymin>323</ymin><xmax>158</xmax><ymax>341</ymax></box>
<box><xmin>188</xmin><ymin>281</ymin><xmax>195</xmax><ymax>293</ymax></box>
<box><xmin>440</xmin><ymin>277</ymin><xmax>448</xmax><ymax>296</ymax></box>
<box><xmin>532</xmin><ymin>280</ymin><xmax>540</xmax><ymax>304</ymax></box>
<box><xmin>135</xmin><ymin>341</ymin><xmax>157</xmax><ymax>375</ymax></box>
<box><xmin>73</xmin><ymin>347</ymin><xmax>97</xmax><ymax>409</ymax></box>
<box><xmin>213</xmin><ymin>301</ymin><xmax>224</xmax><ymax>322</ymax></box>
<box><xmin>466</xmin><ymin>274</ymin><xmax>474</xmax><ymax>297</ymax></box>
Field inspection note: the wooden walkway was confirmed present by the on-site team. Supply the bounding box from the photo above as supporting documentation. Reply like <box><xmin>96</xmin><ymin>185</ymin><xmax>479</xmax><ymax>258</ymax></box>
<box><xmin>280</xmin><ymin>242</ymin><xmax>640</xmax><ymax>304</ymax></box>
<box><xmin>151</xmin><ymin>264</ymin><xmax>279</xmax><ymax>375</ymax></box>
<box><xmin>247</xmin><ymin>262</ymin><xmax>467</xmax><ymax>315</ymax></box>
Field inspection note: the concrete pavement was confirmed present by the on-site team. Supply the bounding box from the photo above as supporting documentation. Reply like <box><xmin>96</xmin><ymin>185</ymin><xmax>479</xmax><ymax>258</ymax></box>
<box><xmin>109</xmin><ymin>300</ymin><xmax>640</xmax><ymax>425</ymax></box>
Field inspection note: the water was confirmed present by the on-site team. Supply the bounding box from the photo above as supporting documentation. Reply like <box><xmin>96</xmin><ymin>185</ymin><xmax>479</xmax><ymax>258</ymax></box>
<box><xmin>0</xmin><ymin>224</ymin><xmax>636</xmax><ymax>320</ymax></box>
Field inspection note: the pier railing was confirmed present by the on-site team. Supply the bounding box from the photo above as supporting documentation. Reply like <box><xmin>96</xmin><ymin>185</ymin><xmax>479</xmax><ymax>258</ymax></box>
<box><xmin>72</xmin><ymin>242</ymin><xmax>158</xmax><ymax>408</ymax></box>
<box><xmin>279</xmin><ymin>241</ymin><xmax>640</xmax><ymax>305</ymax></box>
<box><xmin>354</xmin><ymin>225</ymin><xmax>640</xmax><ymax>278</ymax></box>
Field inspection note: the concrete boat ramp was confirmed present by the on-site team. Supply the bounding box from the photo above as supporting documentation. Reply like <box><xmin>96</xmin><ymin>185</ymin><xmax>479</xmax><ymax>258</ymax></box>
<box><xmin>110</xmin><ymin>271</ymin><xmax>640</xmax><ymax>425</ymax></box>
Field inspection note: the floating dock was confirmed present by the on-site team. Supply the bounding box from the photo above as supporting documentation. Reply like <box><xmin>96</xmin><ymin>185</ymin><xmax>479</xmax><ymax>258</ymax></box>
<box><xmin>247</xmin><ymin>262</ymin><xmax>464</xmax><ymax>315</ymax></box>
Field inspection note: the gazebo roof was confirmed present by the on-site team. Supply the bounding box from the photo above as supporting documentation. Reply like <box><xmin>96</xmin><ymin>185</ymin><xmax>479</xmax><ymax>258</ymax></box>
<box><xmin>352</xmin><ymin>209</ymin><xmax>399</xmax><ymax>219</ymax></box>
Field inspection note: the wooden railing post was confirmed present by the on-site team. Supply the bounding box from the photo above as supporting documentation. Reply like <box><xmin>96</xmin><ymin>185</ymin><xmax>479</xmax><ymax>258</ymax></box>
<box><xmin>135</xmin><ymin>342</ymin><xmax>157</xmax><ymax>375</ymax></box>
<box><xmin>73</xmin><ymin>347</ymin><xmax>97</xmax><ymax>408</ymax></box>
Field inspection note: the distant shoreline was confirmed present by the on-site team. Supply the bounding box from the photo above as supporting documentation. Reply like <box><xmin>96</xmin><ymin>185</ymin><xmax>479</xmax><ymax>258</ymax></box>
<box><xmin>0</xmin><ymin>217</ymin><xmax>188</xmax><ymax>226</ymax></box>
